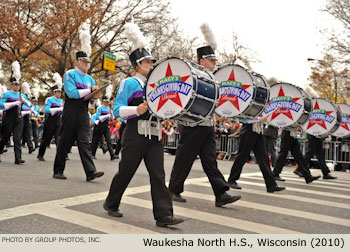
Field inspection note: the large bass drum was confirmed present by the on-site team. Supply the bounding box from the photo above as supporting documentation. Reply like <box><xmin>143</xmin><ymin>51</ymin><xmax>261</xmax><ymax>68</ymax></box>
<box><xmin>302</xmin><ymin>98</ymin><xmax>341</xmax><ymax>138</ymax></box>
<box><xmin>213</xmin><ymin>64</ymin><xmax>269</xmax><ymax>119</ymax></box>
<box><xmin>145</xmin><ymin>56</ymin><xmax>219</xmax><ymax>126</ymax></box>
<box><xmin>263</xmin><ymin>82</ymin><xmax>312</xmax><ymax>129</ymax></box>
<box><xmin>332</xmin><ymin>103</ymin><xmax>350</xmax><ymax>138</ymax></box>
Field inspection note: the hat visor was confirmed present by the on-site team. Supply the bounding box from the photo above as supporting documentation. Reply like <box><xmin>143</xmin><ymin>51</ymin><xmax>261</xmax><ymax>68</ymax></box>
<box><xmin>203</xmin><ymin>55</ymin><xmax>217</xmax><ymax>60</ymax></box>
<box><xmin>138</xmin><ymin>55</ymin><xmax>156</xmax><ymax>64</ymax></box>
<box><xmin>77</xmin><ymin>57</ymin><xmax>91</xmax><ymax>62</ymax></box>
<box><xmin>53</xmin><ymin>89</ymin><xmax>62</xmax><ymax>92</ymax></box>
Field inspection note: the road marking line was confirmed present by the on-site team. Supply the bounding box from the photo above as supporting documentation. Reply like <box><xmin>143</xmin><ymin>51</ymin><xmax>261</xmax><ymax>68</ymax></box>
<box><xmin>222</xmin><ymin>176</ymin><xmax>350</xmax><ymax>200</ymax></box>
<box><xmin>192</xmin><ymin>181</ymin><xmax>350</xmax><ymax>210</ymax></box>
<box><xmin>180</xmin><ymin>190</ymin><xmax>350</xmax><ymax>228</ymax></box>
<box><xmin>122</xmin><ymin>196</ymin><xmax>301</xmax><ymax>234</ymax></box>
<box><xmin>40</xmin><ymin>207</ymin><xmax>157</xmax><ymax>234</ymax></box>
<box><xmin>248</xmin><ymin>176</ymin><xmax>350</xmax><ymax>192</ymax></box>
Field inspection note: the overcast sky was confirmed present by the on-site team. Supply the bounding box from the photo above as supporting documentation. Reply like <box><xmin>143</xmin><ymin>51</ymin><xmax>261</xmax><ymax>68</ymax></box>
<box><xmin>169</xmin><ymin>0</ymin><xmax>339</xmax><ymax>85</ymax></box>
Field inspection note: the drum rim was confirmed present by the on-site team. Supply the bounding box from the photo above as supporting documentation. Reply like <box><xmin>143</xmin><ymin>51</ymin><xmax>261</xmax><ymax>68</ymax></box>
<box><xmin>144</xmin><ymin>56</ymin><xmax>218</xmax><ymax>124</ymax></box>
<box><xmin>304</xmin><ymin>97</ymin><xmax>342</xmax><ymax>137</ymax></box>
<box><xmin>213</xmin><ymin>63</ymin><xmax>260</xmax><ymax>119</ymax></box>
<box><xmin>267</xmin><ymin>82</ymin><xmax>311</xmax><ymax>128</ymax></box>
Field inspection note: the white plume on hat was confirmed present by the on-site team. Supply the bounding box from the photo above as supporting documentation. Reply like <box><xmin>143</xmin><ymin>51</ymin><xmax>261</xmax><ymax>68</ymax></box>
<box><xmin>31</xmin><ymin>88</ymin><xmax>40</xmax><ymax>98</ymax></box>
<box><xmin>11</xmin><ymin>61</ymin><xmax>21</xmax><ymax>81</ymax></box>
<box><xmin>105</xmin><ymin>84</ymin><xmax>113</xmax><ymax>99</ymax></box>
<box><xmin>302</xmin><ymin>84</ymin><xmax>318</xmax><ymax>98</ymax></box>
<box><xmin>52</xmin><ymin>73</ymin><xmax>63</xmax><ymax>89</ymax></box>
<box><xmin>0</xmin><ymin>85</ymin><xmax>3</xmax><ymax>97</ymax></box>
<box><xmin>200</xmin><ymin>23</ymin><xmax>217</xmax><ymax>50</ymax></box>
<box><xmin>22</xmin><ymin>82</ymin><xmax>31</xmax><ymax>96</ymax></box>
<box><xmin>79</xmin><ymin>23</ymin><xmax>91</xmax><ymax>56</ymax></box>
<box><xmin>123</xmin><ymin>22</ymin><xmax>150</xmax><ymax>51</ymax></box>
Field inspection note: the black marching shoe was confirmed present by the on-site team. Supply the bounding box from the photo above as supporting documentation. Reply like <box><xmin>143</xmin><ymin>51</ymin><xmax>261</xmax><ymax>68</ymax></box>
<box><xmin>293</xmin><ymin>170</ymin><xmax>304</xmax><ymax>177</ymax></box>
<box><xmin>0</xmin><ymin>149</ymin><xmax>8</xmax><ymax>154</ymax></box>
<box><xmin>267</xmin><ymin>186</ymin><xmax>286</xmax><ymax>193</ymax></box>
<box><xmin>306</xmin><ymin>175</ymin><xmax>321</xmax><ymax>184</ymax></box>
<box><xmin>53</xmin><ymin>173</ymin><xmax>67</xmax><ymax>180</ymax></box>
<box><xmin>170</xmin><ymin>192</ymin><xmax>186</xmax><ymax>202</ymax></box>
<box><xmin>37</xmin><ymin>156</ymin><xmax>45</xmax><ymax>161</ymax></box>
<box><xmin>29</xmin><ymin>148</ymin><xmax>35</xmax><ymax>154</ymax></box>
<box><xmin>103</xmin><ymin>202</ymin><xmax>123</xmax><ymax>217</ymax></box>
<box><xmin>14</xmin><ymin>159</ymin><xmax>25</xmax><ymax>164</ymax></box>
<box><xmin>273</xmin><ymin>174</ymin><xmax>286</xmax><ymax>182</ymax></box>
<box><xmin>92</xmin><ymin>156</ymin><xmax>97</xmax><ymax>160</ymax></box>
<box><xmin>215</xmin><ymin>192</ymin><xmax>241</xmax><ymax>207</ymax></box>
<box><xmin>228</xmin><ymin>181</ymin><xmax>242</xmax><ymax>190</ymax></box>
<box><xmin>156</xmin><ymin>216</ymin><xmax>185</xmax><ymax>227</ymax></box>
<box><xmin>86</xmin><ymin>171</ymin><xmax>104</xmax><ymax>181</ymax></box>
<box><xmin>110</xmin><ymin>155</ymin><xmax>118</xmax><ymax>161</ymax></box>
<box><xmin>323</xmin><ymin>174</ymin><xmax>337</xmax><ymax>179</ymax></box>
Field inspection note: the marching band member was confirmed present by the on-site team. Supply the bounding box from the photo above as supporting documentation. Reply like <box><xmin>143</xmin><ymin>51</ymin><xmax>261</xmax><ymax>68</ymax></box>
<box><xmin>227</xmin><ymin>115</ymin><xmax>286</xmax><ymax>192</ymax></box>
<box><xmin>31</xmin><ymin>89</ymin><xmax>41</xmax><ymax>149</ymax></box>
<box><xmin>104</xmin><ymin>22</ymin><xmax>183</xmax><ymax>227</ymax></box>
<box><xmin>91</xmin><ymin>87</ymin><xmax>117</xmax><ymax>160</ymax></box>
<box><xmin>52</xmin><ymin>51</ymin><xmax>104</xmax><ymax>181</ymax></box>
<box><xmin>20</xmin><ymin>82</ymin><xmax>35</xmax><ymax>154</ymax></box>
<box><xmin>0</xmin><ymin>61</ymin><xmax>30</xmax><ymax>164</ymax></box>
<box><xmin>273</xmin><ymin>129</ymin><xmax>321</xmax><ymax>183</ymax></box>
<box><xmin>169</xmin><ymin>24</ymin><xmax>241</xmax><ymax>206</ymax></box>
<box><xmin>301</xmin><ymin>133</ymin><xmax>337</xmax><ymax>179</ymax></box>
<box><xmin>37</xmin><ymin>75</ymin><xmax>63</xmax><ymax>161</ymax></box>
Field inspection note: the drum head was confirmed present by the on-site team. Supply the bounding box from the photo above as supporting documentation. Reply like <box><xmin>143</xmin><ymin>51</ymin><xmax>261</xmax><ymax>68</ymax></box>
<box><xmin>145</xmin><ymin>57</ymin><xmax>194</xmax><ymax>119</ymax></box>
<box><xmin>214</xmin><ymin>64</ymin><xmax>254</xmax><ymax>118</ymax></box>
<box><xmin>302</xmin><ymin>98</ymin><xmax>340</xmax><ymax>137</ymax></box>
<box><xmin>332</xmin><ymin>103</ymin><xmax>350</xmax><ymax>138</ymax></box>
<box><xmin>263</xmin><ymin>83</ymin><xmax>305</xmax><ymax>128</ymax></box>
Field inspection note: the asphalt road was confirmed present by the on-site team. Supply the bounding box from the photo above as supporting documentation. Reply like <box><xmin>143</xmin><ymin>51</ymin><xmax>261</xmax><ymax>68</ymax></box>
<box><xmin>0</xmin><ymin>145</ymin><xmax>349</xmax><ymax>235</ymax></box>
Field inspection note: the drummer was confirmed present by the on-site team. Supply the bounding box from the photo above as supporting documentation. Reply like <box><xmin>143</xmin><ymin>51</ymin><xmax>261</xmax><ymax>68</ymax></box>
<box><xmin>103</xmin><ymin>45</ymin><xmax>184</xmax><ymax>227</ymax></box>
<box><xmin>168</xmin><ymin>45</ymin><xmax>241</xmax><ymax>207</ymax></box>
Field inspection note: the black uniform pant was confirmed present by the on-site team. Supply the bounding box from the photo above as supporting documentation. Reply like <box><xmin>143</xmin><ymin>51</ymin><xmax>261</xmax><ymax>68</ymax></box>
<box><xmin>302</xmin><ymin>134</ymin><xmax>330</xmax><ymax>176</ymax></box>
<box><xmin>53</xmin><ymin>107</ymin><xmax>96</xmax><ymax>176</ymax></box>
<box><xmin>273</xmin><ymin>130</ymin><xmax>312</xmax><ymax>179</ymax></box>
<box><xmin>31</xmin><ymin>119</ymin><xmax>39</xmax><ymax>148</ymax></box>
<box><xmin>169</xmin><ymin>125</ymin><xmax>229</xmax><ymax>197</ymax></box>
<box><xmin>38</xmin><ymin>116</ymin><xmax>61</xmax><ymax>158</ymax></box>
<box><xmin>115</xmin><ymin>122</ymin><xmax>126</xmax><ymax>156</ymax></box>
<box><xmin>21</xmin><ymin>116</ymin><xmax>34</xmax><ymax>150</ymax></box>
<box><xmin>228</xmin><ymin>124</ymin><xmax>277</xmax><ymax>189</ymax></box>
<box><xmin>265</xmin><ymin>135</ymin><xmax>277</xmax><ymax>168</ymax></box>
<box><xmin>105</xmin><ymin>121</ymin><xmax>173</xmax><ymax>220</ymax></box>
<box><xmin>91</xmin><ymin>121</ymin><xmax>114</xmax><ymax>157</ymax></box>
<box><xmin>0</xmin><ymin>111</ymin><xmax>23</xmax><ymax>161</ymax></box>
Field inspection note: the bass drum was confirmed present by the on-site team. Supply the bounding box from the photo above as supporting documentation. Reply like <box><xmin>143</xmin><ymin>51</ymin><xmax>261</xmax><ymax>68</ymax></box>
<box><xmin>332</xmin><ymin>103</ymin><xmax>350</xmax><ymax>138</ymax></box>
<box><xmin>263</xmin><ymin>82</ymin><xmax>312</xmax><ymax>129</ymax></box>
<box><xmin>213</xmin><ymin>64</ymin><xmax>269</xmax><ymax>119</ymax></box>
<box><xmin>145</xmin><ymin>56</ymin><xmax>219</xmax><ymax>126</ymax></box>
<box><xmin>302</xmin><ymin>98</ymin><xmax>341</xmax><ymax>138</ymax></box>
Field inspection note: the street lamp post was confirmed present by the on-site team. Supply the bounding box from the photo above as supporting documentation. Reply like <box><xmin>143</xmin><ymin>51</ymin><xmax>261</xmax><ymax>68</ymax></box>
<box><xmin>307</xmin><ymin>58</ymin><xmax>338</xmax><ymax>103</ymax></box>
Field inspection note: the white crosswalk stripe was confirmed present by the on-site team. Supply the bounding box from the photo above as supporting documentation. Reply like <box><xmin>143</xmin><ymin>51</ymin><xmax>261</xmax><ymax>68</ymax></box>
<box><xmin>0</xmin><ymin>171</ymin><xmax>349</xmax><ymax>234</ymax></box>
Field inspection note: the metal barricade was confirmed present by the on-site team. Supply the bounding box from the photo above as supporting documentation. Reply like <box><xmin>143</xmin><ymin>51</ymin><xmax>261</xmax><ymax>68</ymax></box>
<box><xmin>215</xmin><ymin>135</ymin><xmax>239</xmax><ymax>160</ymax></box>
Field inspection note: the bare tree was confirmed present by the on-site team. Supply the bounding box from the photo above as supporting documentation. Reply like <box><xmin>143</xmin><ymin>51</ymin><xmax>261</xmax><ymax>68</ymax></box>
<box><xmin>217</xmin><ymin>31</ymin><xmax>259</xmax><ymax>69</ymax></box>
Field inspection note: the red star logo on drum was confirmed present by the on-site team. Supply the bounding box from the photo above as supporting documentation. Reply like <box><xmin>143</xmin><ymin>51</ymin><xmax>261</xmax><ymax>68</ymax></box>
<box><xmin>148</xmin><ymin>63</ymin><xmax>190</xmax><ymax>112</ymax></box>
<box><xmin>306</xmin><ymin>101</ymin><xmax>331</xmax><ymax>130</ymax></box>
<box><xmin>216</xmin><ymin>69</ymin><xmax>251</xmax><ymax>111</ymax></box>
<box><xmin>270</xmin><ymin>86</ymin><xmax>300</xmax><ymax>121</ymax></box>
